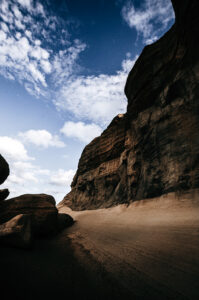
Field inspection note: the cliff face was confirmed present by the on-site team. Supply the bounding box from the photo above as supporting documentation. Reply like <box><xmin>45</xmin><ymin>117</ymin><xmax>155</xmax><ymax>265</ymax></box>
<box><xmin>60</xmin><ymin>0</ymin><xmax>199</xmax><ymax>210</ymax></box>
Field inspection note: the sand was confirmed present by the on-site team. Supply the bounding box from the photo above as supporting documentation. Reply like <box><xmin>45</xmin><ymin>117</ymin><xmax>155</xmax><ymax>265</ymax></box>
<box><xmin>1</xmin><ymin>190</ymin><xmax>199</xmax><ymax>299</ymax></box>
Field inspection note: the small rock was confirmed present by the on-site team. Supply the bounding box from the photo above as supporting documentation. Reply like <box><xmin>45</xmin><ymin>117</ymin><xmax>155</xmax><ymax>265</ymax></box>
<box><xmin>57</xmin><ymin>213</ymin><xmax>74</xmax><ymax>231</ymax></box>
<box><xmin>0</xmin><ymin>214</ymin><xmax>32</xmax><ymax>249</ymax></box>
<box><xmin>0</xmin><ymin>189</ymin><xmax>9</xmax><ymax>201</ymax></box>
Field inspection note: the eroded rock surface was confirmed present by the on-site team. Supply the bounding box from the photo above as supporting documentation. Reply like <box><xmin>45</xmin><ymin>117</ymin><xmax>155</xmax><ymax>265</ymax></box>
<box><xmin>0</xmin><ymin>194</ymin><xmax>58</xmax><ymax>236</ymax></box>
<box><xmin>60</xmin><ymin>0</ymin><xmax>199</xmax><ymax>210</ymax></box>
<box><xmin>0</xmin><ymin>214</ymin><xmax>31</xmax><ymax>249</ymax></box>
<box><xmin>62</xmin><ymin>114</ymin><xmax>127</xmax><ymax>209</ymax></box>
<box><xmin>57</xmin><ymin>213</ymin><xmax>74</xmax><ymax>231</ymax></box>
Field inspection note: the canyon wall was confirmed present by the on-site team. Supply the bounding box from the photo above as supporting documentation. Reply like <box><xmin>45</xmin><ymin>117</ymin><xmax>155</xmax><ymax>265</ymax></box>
<box><xmin>60</xmin><ymin>0</ymin><xmax>199</xmax><ymax>210</ymax></box>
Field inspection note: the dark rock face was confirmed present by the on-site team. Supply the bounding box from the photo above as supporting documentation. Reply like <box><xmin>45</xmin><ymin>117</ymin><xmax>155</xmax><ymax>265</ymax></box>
<box><xmin>0</xmin><ymin>189</ymin><xmax>9</xmax><ymax>201</ymax></box>
<box><xmin>60</xmin><ymin>0</ymin><xmax>199</xmax><ymax>210</ymax></box>
<box><xmin>0</xmin><ymin>154</ymin><xmax>9</xmax><ymax>185</ymax></box>
<box><xmin>57</xmin><ymin>213</ymin><xmax>74</xmax><ymax>231</ymax></box>
<box><xmin>0</xmin><ymin>194</ymin><xmax>58</xmax><ymax>236</ymax></box>
<box><xmin>0</xmin><ymin>214</ymin><xmax>31</xmax><ymax>249</ymax></box>
<box><xmin>61</xmin><ymin>114</ymin><xmax>127</xmax><ymax>210</ymax></box>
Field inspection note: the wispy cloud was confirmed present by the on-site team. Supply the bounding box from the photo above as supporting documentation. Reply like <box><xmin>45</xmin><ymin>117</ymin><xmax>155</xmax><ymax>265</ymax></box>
<box><xmin>122</xmin><ymin>0</ymin><xmax>174</xmax><ymax>44</ymax></box>
<box><xmin>55</xmin><ymin>55</ymin><xmax>137</xmax><ymax>126</ymax></box>
<box><xmin>0</xmin><ymin>0</ymin><xmax>86</xmax><ymax>97</ymax></box>
<box><xmin>19</xmin><ymin>129</ymin><xmax>66</xmax><ymax>148</ymax></box>
<box><xmin>51</xmin><ymin>40</ymin><xmax>86</xmax><ymax>87</ymax></box>
<box><xmin>0</xmin><ymin>0</ymin><xmax>139</xmax><ymax>128</ymax></box>
<box><xmin>16</xmin><ymin>0</ymin><xmax>33</xmax><ymax>10</ymax></box>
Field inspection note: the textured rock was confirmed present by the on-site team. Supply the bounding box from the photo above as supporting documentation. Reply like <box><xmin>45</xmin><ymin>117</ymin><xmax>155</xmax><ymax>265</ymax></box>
<box><xmin>0</xmin><ymin>154</ymin><xmax>9</xmax><ymax>185</ymax></box>
<box><xmin>0</xmin><ymin>194</ymin><xmax>58</xmax><ymax>236</ymax></box>
<box><xmin>0</xmin><ymin>189</ymin><xmax>9</xmax><ymax>201</ymax></box>
<box><xmin>60</xmin><ymin>0</ymin><xmax>199</xmax><ymax>210</ymax></box>
<box><xmin>61</xmin><ymin>114</ymin><xmax>126</xmax><ymax>210</ymax></box>
<box><xmin>0</xmin><ymin>214</ymin><xmax>31</xmax><ymax>249</ymax></box>
<box><xmin>57</xmin><ymin>213</ymin><xmax>74</xmax><ymax>231</ymax></box>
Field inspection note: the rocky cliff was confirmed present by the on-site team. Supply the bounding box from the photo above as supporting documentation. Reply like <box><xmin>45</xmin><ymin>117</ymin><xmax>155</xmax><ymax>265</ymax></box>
<box><xmin>60</xmin><ymin>0</ymin><xmax>199</xmax><ymax>210</ymax></box>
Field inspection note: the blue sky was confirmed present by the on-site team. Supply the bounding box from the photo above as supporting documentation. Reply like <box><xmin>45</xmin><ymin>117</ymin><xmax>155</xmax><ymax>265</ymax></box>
<box><xmin>0</xmin><ymin>0</ymin><xmax>174</xmax><ymax>202</ymax></box>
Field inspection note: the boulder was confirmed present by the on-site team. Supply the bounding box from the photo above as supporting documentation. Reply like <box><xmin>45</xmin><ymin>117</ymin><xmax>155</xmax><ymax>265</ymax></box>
<box><xmin>57</xmin><ymin>213</ymin><xmax>74</xmax><ymax>231</ymax></box>
<box><xmin>0</xmin><ymin>214</ymin><xmax>31</xmax><ymax>249</ymax></box>
<box><xmin>0</xmin><ymin>189</ymin><xmax>9</xmax><ymax>201</ymax></box>
<box><xmin>0</xmin><ymin>194</ymin><xmax>58</xmax><ymax>236</ymax></box>
<box><xmin>0</xmin><ymin>154</ymin><xmax>9</xmax><ymax>185</ymax></box>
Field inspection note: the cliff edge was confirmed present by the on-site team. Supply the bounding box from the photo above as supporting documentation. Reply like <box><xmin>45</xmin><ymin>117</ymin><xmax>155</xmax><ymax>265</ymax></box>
<box><xmin>60</xmin><ymin>0</ymin><xmax>199</xmax><ymax>210</ymax></box>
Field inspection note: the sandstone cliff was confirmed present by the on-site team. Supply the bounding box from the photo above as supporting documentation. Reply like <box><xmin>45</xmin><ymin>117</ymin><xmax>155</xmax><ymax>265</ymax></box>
<box><xmin>60</xmin><ymin>0</ymin><xmax>199</xmax><ymax>210</ymax></box>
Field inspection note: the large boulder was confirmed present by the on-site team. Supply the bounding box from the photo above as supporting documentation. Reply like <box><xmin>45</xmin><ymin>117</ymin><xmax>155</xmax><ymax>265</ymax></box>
<box><xmin>0</xmin><ymin>214</ymin><xmax>31</xmax><ymax>249</ymax></box>
<box><xmin>0</xmin><ymin>194</ymin><xmax>58</xmax><ymax>236</ymax></box>
<box><xmin>0</xmin><ymin>154</ymin><xmax>9</xmax><ymax>185</ymax></box>
<box><xmin>0</xmin><ymin>189</ymin><xmax>9</xmax><ymax>201</ymax></box>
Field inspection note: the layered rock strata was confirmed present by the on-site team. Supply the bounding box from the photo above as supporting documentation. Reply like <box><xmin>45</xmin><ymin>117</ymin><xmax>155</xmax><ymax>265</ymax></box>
<box><xmin>63</xmin><ymin>114</ymin><xmax>127</xmax><ymax>209</ymax></box>
<box><xmin>61</xmin><ymin>0</ymin><xmax>199</xmax><ymax>210</ymax></box>
<box><xmin>0</xmin><ymin>194</ymin><xmax>58</xmax><ymax>236</ymax></box>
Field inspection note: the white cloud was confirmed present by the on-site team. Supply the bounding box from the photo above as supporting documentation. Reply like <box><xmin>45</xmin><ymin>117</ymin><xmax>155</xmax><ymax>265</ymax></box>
<box><xmin>25</xmin><ymin>29</ymin><xmax>32</xmax><ymax>39</ymax></box>
<box><xmin>122</xmin><ymin>56</ymin><xmax>138</xmax><ymax>73</ymax></box>
<box><xmin>0</xmin><ymin>138</ymin><xmax>72</xmax><ymax>202</ymax></box>
<box><xmin>0</xmin><ymin>22</ymin><xmax>49</xmax><ymax>95</ymax></box>
<box><xmin>145</xmin><ymin>36</ymin><xmax>159</xmax><ymax>45</ymax></box>
<box><xmin>0</xmin><ymin>30</ymin><xmax>6</xmax><ymax>40</ymax></box>
<box><xmin>40</xmin><ymin>59</ymin><xmax>52</xmax><ymax>74</ymax></box>
<box><xmin>16</xmin><ymin>32</ymin><xmax>21</xmax><ymax>39</ymax></box>
<box><xmin>0</xmin><ymin>0</ymin><xmax>86</xmax><ymax>97</ymax></box>
<box><xmin>0</xmin><ymin>1</ymin><xmax>14</xmax><ymax>24</ymax></box>
<box><xmin>8</xmin><ymin>161</ymin><xmax>38</xmax><ymax>184</ymax></box>
<box><xmin>0</xmin><ymin>154</ymin><xmax>39</xmax><ymax>188</ymax></box>
<box><xmin>12</xmin><ymin>4</ymin><xmax>23</xmax><ymax>20</ymax></box>
<box><xmin>50</xmin><ymin>169</ymin><xmax>75</xmax><ymax>186</ymax></box>
<box><xmin>2</xmin><ymin>159</ymin><xmax>48</xmax><ymax>196</ymax></box>
<box><xmin>15</xmin><ymin>18</ymin><xmax>25</xmax><ymax>30</ymax></box>
<box><xmin>1</xmin><ymin>22</ymin><xmax>8</xmax><ymax>32</ymax></box>
<box><xmin>61</xmin><ymin>121</ymin><xmax>102</xmax><ymax>143</ymax></box>
<box><xmin>54</xmin><ymin>56</ymin><xmax>137</xmax><ymax>126</ymax></box>
<box><xmin>122</xmin><ymin>0</ymin><xmax>174</xmax><ymax>44</ymax></box>
<box><xmin>0</xmin><ymin>136</ymin><xmax>33</xmax><ymax>161</ymax></box>
<box><xmin>19</xmin><ymin>129</ymin><xmax>66</xmax><ymax>148</ymax></box>
<box><xmin>0</xmin><ymin>134</ymin><xmax>72</xmax><ymax>202</ymax></box>
<box><xmin>1</xmin><ymin>155</ymin><xmax>73</xmax><ymax>201</ymax></box>
<box><xmin>16</xmin><ymin>0</ymin><xmax>32</xmax><ymax>10</ymax></box>
<box><xmin>51</xmin><ymin>40</ymin><xmax>86</xmax><ymax>87</ymax></box>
